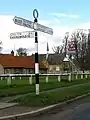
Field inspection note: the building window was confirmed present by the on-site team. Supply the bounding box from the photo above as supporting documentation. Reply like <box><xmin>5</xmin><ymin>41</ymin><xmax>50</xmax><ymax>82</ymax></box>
<box><xmin>49</xmin><ymin>66</ymin><xmax>52</xmax><ymax>71</ymax></box>
<box><xmin>56</xmin><ymin>66</ymin><xmax>59</xmax><ymax>71</ymax></box>
<box><xmin>4</xmin><ymin>69</ymin><xmax>11</xmax><ymax>74</ymax></box>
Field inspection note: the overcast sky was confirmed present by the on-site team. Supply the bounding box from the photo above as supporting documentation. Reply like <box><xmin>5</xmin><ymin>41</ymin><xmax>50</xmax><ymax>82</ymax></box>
<box><xmin>0</xmin><ymin>0</ymin><xmax>90</xmax><ymax>55</ymax></box>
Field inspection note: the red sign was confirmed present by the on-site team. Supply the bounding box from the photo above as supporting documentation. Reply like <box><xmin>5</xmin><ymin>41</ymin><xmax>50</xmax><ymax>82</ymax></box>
<box><xmin>67</xmin><ymin>40</ymin><xmax>76</xmax><ymax>53</ymax></box>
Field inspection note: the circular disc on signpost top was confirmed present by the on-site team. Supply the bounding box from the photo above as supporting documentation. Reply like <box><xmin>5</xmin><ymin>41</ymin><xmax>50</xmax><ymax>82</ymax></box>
<box><xmin>33</xmin><ymin>9</ymin><xmax>39</xmax><ymax>19</ymax></box>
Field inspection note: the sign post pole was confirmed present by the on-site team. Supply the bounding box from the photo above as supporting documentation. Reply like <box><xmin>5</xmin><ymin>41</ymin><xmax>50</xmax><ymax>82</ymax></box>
<box><xmin>11</xmin><ymin>9</ymin><xmax>53</xmax><ymax>95</ymax></box>
<box><xmin>33</xmin><ymin>9</ymin><xmax>39</xmax><ymax>95</ymax></box>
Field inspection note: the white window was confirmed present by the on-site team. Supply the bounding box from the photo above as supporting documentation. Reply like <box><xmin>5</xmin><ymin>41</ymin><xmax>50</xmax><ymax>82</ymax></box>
<box><xmin>56</xmin><ymin>66</ymin><xmax>59</xmax><ymax>71</ymax></box>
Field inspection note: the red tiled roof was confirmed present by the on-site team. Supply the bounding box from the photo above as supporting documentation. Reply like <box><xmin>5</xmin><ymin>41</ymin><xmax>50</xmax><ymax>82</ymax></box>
<box><xmin>0</xmin><ymin>54</ymin><xmax>47</xmax><ymax>69</ymax></box>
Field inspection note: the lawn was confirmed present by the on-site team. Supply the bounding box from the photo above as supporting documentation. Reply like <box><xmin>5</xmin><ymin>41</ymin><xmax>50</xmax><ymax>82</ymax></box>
<box><xmin>0</xmin><ymin>74</ymin><xmax>89</xmax><ymax>97</ymax></box>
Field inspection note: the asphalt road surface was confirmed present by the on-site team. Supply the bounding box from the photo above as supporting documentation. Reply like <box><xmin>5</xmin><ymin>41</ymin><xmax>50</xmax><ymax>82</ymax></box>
<box><xmin>30</xmin><ymin>96</ymin><xmax>90</xmax><ymax>120</ymax></box>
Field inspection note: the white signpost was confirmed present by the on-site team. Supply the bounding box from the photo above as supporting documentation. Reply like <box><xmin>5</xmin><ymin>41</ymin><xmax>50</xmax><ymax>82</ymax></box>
<box><xmin>10</xmin><ymin>31</ymin><xmax>35</xmax><ymax>39</ymax></box>
<box><xmin>10</xmin><ymin>9</ymin><xmax>53</xmax><ymax>95</ymax></box>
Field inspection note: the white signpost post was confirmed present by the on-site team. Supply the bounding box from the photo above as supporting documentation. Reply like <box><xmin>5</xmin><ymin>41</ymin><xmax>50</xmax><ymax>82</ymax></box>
<box><xmin>10</xmin><ymin>9</ymin><xmax>53</xmax><ymax>95</ymax></box>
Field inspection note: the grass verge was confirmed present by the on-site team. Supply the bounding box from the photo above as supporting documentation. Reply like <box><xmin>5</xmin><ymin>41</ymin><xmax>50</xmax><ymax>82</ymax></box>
<box><xmin>12</xmin><ymin>82</ymin><xmax>90</xmax><ymax>106</ymax></box>
<box><xmin>0</xmin><ymin>78</ymin><xmax>89</xmax><ymax>98</ymax></box>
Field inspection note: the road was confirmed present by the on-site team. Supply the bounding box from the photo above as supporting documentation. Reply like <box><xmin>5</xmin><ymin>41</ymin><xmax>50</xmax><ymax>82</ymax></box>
<box><xmin>30</xmin><ymin>96</ymin><xmax>90</xmax><ymax>120</ymax></box>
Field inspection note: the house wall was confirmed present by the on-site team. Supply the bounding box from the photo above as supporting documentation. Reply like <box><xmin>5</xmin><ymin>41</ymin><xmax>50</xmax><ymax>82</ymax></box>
<box><xmin>4</xmin><ymin>68</ymin><xmax>34</xmax><ymax>74</ymax></box>
<box><xmin>48</xmin><ymin>63</ymin><xmax>78</xmax><ymax>73</ymax></box>
<box><xmin>48</xmin><ymin>65</ymin><xmax>63</xmax><ymax>73</ymax></box>
<box><xmin>62</xmin><ymin>61</ymin><xmax>79</xmax><ymax>72</ymax></box>
<box><xmin>39</xmin><ymin>69</ymin><xmax>47</xmax><ymax>74</ymax></box>
<box><xmin>4</xmin><ymin>68</ymin><xmax>47</xmax><ymax>74</ymax></box>
<box><xmin>0</xmin><ymin>64</ymin><xmax>4</xmax><ymax>74</ymax></box>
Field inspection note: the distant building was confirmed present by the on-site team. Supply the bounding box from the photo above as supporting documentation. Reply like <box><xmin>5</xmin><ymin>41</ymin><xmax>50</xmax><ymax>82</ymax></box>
<box><xmin>0</xmin><ymin>54</ymin><xmax>47</xmax><ymax>74</ymax></box>
<box><xmin>31</xmin><ymin>53</ymin><xmax>63</xmax><ymax>73</ymax></box>
<box><xmin>31</xmin><ymin>53</ymin><xmax>80</xmax><ymax>73</ymax></box>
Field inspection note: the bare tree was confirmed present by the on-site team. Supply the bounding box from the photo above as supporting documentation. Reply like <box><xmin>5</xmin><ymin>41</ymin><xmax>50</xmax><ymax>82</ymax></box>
<box><xmin>87</xmin><ymin>29</ymin><xmax>90</xmax><ymax>54</ymax></box>
<box><xmin>64</xmin><ymin>32</ymin><xmax>69</xmax><ymax>57</ymax></box>
<box><xmin>71</xmin><ymin>29</ymin><xmax>88</xmax><ymax>71</ymax></box>
<box><xmin>52</xmin><ymin>45</ymin><xmax>63</xmax><ymax>54</ymax></box>
<box><xmin>16</xmin><ymin>47</ymin><xmax>28</xmax><ymax>56</ymax></box>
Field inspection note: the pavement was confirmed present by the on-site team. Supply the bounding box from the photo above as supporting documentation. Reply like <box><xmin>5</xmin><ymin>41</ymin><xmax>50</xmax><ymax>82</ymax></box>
<box><xmin>0</xmin><ymin>102</ymin><xmax>18</xmax><ymax>110</ymax></box>
<box><xmin>0</xmin><ymin>105</ymin><xmax>40</xmax><ymax>117</ymax></box>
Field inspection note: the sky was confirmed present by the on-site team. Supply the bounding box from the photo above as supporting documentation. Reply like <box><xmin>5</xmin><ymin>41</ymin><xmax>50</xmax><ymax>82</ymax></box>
<box><xmin>0</xmin><ymin>0</ymin><xmax>90</xmax><ymax>54</ymax></box>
